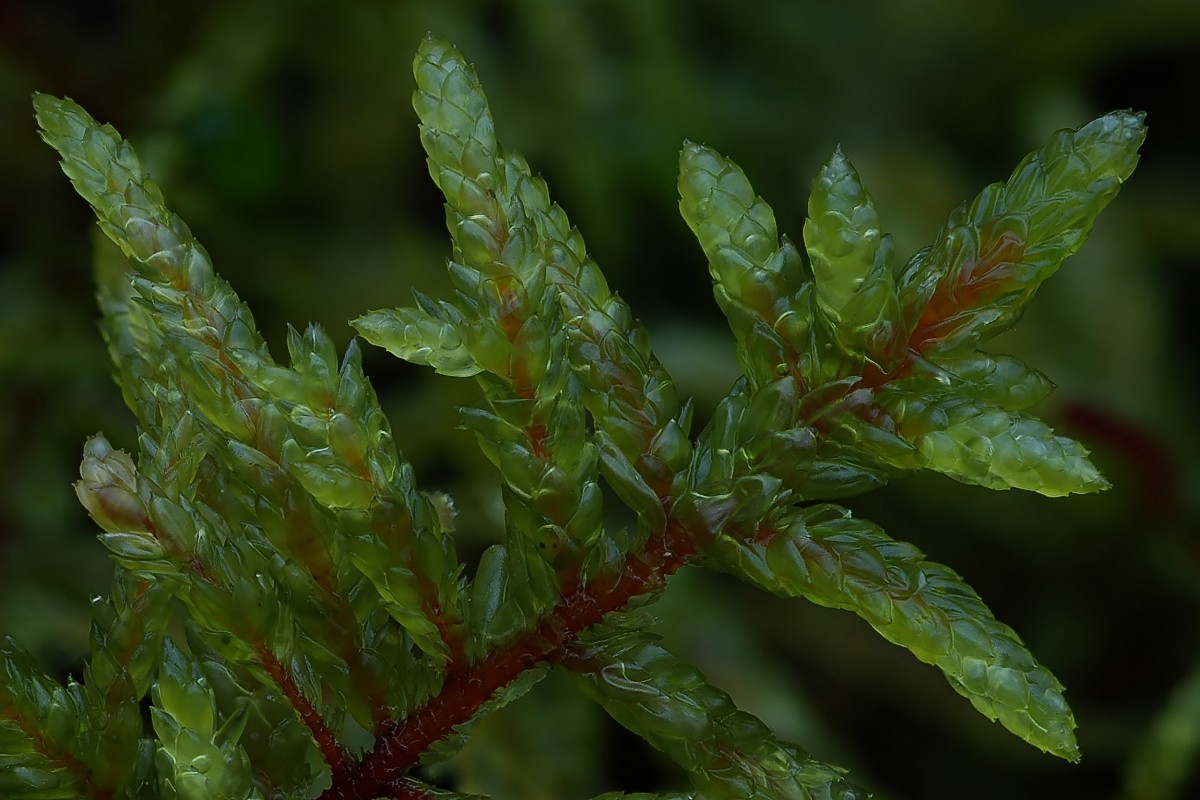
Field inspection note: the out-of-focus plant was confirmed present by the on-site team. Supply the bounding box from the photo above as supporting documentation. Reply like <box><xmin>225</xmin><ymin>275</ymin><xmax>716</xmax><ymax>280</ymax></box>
<box><xmin>2</xmin><ymin>35</ymin><xmax>1143</xmax><ymax>799</ymax></box>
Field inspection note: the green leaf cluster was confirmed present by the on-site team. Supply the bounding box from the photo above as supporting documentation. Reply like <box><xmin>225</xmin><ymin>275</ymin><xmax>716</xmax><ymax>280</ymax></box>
<box><xmin>3</xmin><ymin>34</ymin><xmax>1143</xmax><ymax>800</ymax></box>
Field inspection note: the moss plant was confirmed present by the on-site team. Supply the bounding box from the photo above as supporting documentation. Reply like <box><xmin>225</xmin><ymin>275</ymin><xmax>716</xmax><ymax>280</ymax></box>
<box><xmin>3</xmin><ymin>35</ymin><xmax>1144</xmax><ymax>800</ymax></box>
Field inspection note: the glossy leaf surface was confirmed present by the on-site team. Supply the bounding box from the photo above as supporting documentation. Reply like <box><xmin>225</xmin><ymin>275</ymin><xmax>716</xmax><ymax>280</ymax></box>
<box><xmin>708</xmin><ymin>505</ymin><xmax>1078</xmax><ymax>759</ymax></box>
<box><xmin>16</xmin><ymin>33</ymin><xmax>1143</xmax><ymax>800</ymax></box>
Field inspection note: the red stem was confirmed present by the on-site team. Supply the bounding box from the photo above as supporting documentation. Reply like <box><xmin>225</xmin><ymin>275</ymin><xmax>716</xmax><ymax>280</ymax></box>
<box><xmin>320</xmin><ymin>515</ymin><xmax>695</xmax><ymax>800</ymax></box>
<box><xmin>0</xmin><ymin>703</ymin><xmax>113</xmax><ymax>800</ymax></box>
<box><xmin>255</xmin><ymin>644</ymin><xmax>351</xmax><ymax>778</ymax></box>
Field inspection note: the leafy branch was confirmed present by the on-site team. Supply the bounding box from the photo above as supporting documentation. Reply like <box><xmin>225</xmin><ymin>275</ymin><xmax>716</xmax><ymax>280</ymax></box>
<box><xmin>4</xmin><ymin>34</ymin><xmax>1143</xmax><ymax>800</ymax></box>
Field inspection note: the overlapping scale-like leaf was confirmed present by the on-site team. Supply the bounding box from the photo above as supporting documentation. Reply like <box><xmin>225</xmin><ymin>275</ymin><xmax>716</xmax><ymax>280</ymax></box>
<box><xmin>80</xmin><ymin>572</ymin><xmax>169</xmax><ymax>793</ymax></box>
<box><xmin>802</xmin><ymin>148</ymin><xmax>903</xmax><ymax>367</ymax></box>
<box><xmin>401</xmin><ymin>35</ymin><xmax>540</xmax><ymax>364</ymax></box>
<box><xmin>677</xmin><ymin>143</ymin><xmax>805</xmax><ymax>332</ymax></box>
<box><xmin>183</xmin><ymin>629</ymin><xmax>327</xmax><ymax>798</ymax></box>
<box><xmin>152</xmin><ymin>639</ymin><xmax>258</xmax><ymax>800</ymax></box>
<box><xmin>677</xmin><ymin>143</ymin><xmax>814</xmax><ymax>388</ymax></box>
<box><xmin>803</xmin><ymin>148</ymin><xmax>882</xmax><ymax>315</ymax></box>
<box><xmin>707</xmin><ymin>504</ymin><xmax>1078</xmax><ymax>760</ymax></box>
<box><xmin>897</xmin><ymin>110</ymin><xmax>1145</xmax><ymax>356</ymax></box>
<box><xmin>74</xmin><ymin>421</ymin><xmax>403</xmax><ymax>776</ymax></box>
<box><xmin>565</xmin><ymin>624</ymin><xmax>868</xmax><ymax>800</ymax></box>
<box><xmin>93</xmin><ymin>428</ymin><xmax>354</xmax><ymax>723</ymax></box>
<box><xmin>566</xmin><ymin>302</ymin><xmax>691</xmax><ymax>539</ymax></box>
<box><xmin>680</xmin><ymin>112</ymin><xmax>1139</xmax><ymax>509</ymax></box>
<box><xmin>354</xmin><ymin>300</ymin><xmax>480</xmax><ymax>377</ymax></box>
<box><xmin>901</xmin><ymin>351</ymin><xmax>1056</xmax><ymax>411</ymax></box>
<box><xmin>252</xmin><ymin>326</ymin><xmax>461</xmax><ymax>660</ymax></box>
<box><xmin>354</xmin><ymin>37</ymin><xmax>613</xmax><ymax>586</ymax></box>
<box><xmin>36</xmin><ymin>92</ymin><xmax>462</xmax><ymax>661</ymax></box>
<box><xmin>359</xmin><ymin>37</ymin><xmax>688</xmax><ymax>585</ymax></box>
<box><xmin>131</xmin><ymin>388</ymin><xmax>425</xmax><ymax>735</ymax></box>
<box><xmin>29</xmin><ymin>34</ymin><xmax>1147</xmax><ymax>800</ymax></box>
<box><xmin>881</xmin><ymin>390</ymin><xmax>1108</xmax><ymax>496</ymax></box>
<box><xmin>0</xmin><ymin>638</ymin><xmax>88</xmax><ymax>800</ymax></box>
<box><xmin>469</xmin><ymin>539</ymin><xmax>558</xmax><ymax>655</ymax></box>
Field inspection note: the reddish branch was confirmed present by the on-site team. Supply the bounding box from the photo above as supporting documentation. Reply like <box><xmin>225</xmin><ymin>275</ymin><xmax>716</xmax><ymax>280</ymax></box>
<box><xmin>318</xmin><ymin>514</ymin><xmax>696</xmax><ymax>800</ymax></box>
<box><xmin>808</xmin><ymin>229</ymin><xmax>1031</xmax><ymax>437</ymax></box>
<box><xmin>0</xmin><ymin>702</ymin><xmax>112</xmax><ymax>800</ymax></box>
<box><xmin>319</xmin><ymin>215</ymin><xmax>1039</xmax><ymax>797</ymax></box>
<box><xmin>307</xmin><ymin>229</ymin><xmax>1034</xmax><ymax>799</ymax></box>
<box><xmin>255</xmin><ymin>644</ymin><xmax>351</xmax><ymax>777</ymax></box>
<box><xmin>864</xmin><ymin>228</ymin><xmax>1028</xmax><ymax>392</ymax></box>
<box><xmin>914</xmin><ymin>229</ymin><xmax>1026</xmax><ymax>346</ymax></box>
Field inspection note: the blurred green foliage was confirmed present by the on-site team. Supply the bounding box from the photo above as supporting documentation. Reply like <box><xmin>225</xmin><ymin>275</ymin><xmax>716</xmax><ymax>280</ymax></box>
<box><xmin>2</xmin><ymin>1</ymin><xmax>1198</xmax><ymax>798</ymax></box>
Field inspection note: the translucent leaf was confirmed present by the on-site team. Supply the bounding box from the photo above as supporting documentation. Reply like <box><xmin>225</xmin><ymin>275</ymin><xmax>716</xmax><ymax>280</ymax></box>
<box><xmin>74</xmin><ymin>435</ymin><xmax>148</xmax><ymax>533</ymax></box>
<box><xmin>792</xmin><ymin>451</ymin><xmax>895</xmax><ymax>501</ymax></box>
<box><xmin>152</xmin><ymin>639</ymin><xmax>257</xmax><ymax>800</ymax></box>
<box><xmin>410</xmin><ymin>34</ymin><xmax>537</xmax><ymax>371</ymax></box>
<box><xmin>707</xmin><ymin>504</ymin><xmax>1079</xmax><ymax>760</ymax></box>
<box><xmin>567</xmin><ymin>305</ymin><xmax>684</xmax><ymax>515</ymax></box>
<box><xmin>678</xmin><ymin>144</ymin><xmax>870</xmax><ymax>393</ymax></box>
<box><xmin>186</xmin><ymin>635</ymin><xmax>326</xmax><ymax>798</ymax></box>
<box><xmin>883</xmin><ymin>393</ymin><xmax>1108</xmax><ymax>496</ymax></box>
<box><xmin>98</xmin><ymin>532</ymin><xmax>168</xmax><ymax>563</ymax></box>
<box><xmin>898</xmin><ymin>110</ymin><xmax>1146</xmax><ymax>356</ymax></box>
<box><xmin>906</xmin><ymin>351</ymin><xmax>1055</xmax><ymax>411</ymax></box>
<box><xmin>595</xmin><ymin>430</ymin><xmax>668</xmax><ymax>536</ymax></box>
<box><xmin>566</xmin><ymin>624</ymin><xmax>867</xmax><ymax>800</ymax></box>
<box><xmin>469</xmin><ymin>540</ymin><xmax>558</xmax><ymax>654</ymax></box>
<box><xmin>803</xmin><ymin>147</ymin><xmax>885</xmax><ymax>316</ymax></box>
<box><xmin>279</xmin><ymin>440</ymin><xmax>376</xmax><ymax>511</ymax></box>
<box><xmin>34</xmin><ymin>94</ymin><xmax>267</xmax><ymax>431</ymax></box>
<box><xmin>37</xmin><ymin>92</ymin><xmax>464</xmax><ymax>660</ymax></box>
<box><xmin>354</xmin><ymin>307</ymin><xmax>481</xmax><ymax>377</ymax></box>
<box><xmin>409</xmin><ymin>38</ymin><xmax>685</xmax><ymax>572</ymax></box>
<box><xmin>413</xmin><ymin>35</ymin><xmax>503</xmax><ymax>255</ymax></box>
<box><xmin>802</xmin><ymin>148</ymin><xmax>904</xmax><ymax>366</ymax></box>
<box><xmin>677</xmin><ymin>142</ymin><xmax>805</xmax><ymax>335</ymax></box>
<box><xmin>82</xmin><ymin>573</ymin><xmax>168</xmax><ymax>791</ymax></box>
<box><xmin>0</xmin><ymin>760</ymin><xmax>82</xmax><ymax>800</ymax></box>
<box><xmin>0</xmin><ymin>638</ymin><xmax>86</xmax><ymax>799</ymax></box>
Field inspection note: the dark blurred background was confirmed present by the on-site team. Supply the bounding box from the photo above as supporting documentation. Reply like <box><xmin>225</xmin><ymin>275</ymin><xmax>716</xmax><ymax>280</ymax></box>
<box><xmin>1</xmin><ymin>1</ymin><xmax>1198</xmax><ymax>798</ymax></box>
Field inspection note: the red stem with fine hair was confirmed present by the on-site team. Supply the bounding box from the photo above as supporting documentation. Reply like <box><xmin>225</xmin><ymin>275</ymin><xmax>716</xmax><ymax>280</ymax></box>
<box><xmin>317</xmin><ymin>512</ymin><xmax>696</xmax><ymax>800</ymax></box>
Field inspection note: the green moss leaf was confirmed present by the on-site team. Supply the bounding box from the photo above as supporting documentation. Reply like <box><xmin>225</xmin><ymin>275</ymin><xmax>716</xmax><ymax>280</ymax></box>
<box><xmin>354</xmin><ymin>306</ymin><xmax>481</xmax><ymax>377</ymax></box>
<box><xmin>802</xmin><ymin>149</ymin><xmax>903</xmax><ymax>366</ymax></box>
<box><xmin>902</xmin><ymin>351</ymin><xmax>1056</xmax><ymax>411</ymax></box>
<box><xmin>0</xmin><ymin>638</ymin><xmax>86</xmax><ymax>800</ymax></box>
<box><xmin>469</xmin><ymin>540</ymin><xmax>558</xmax><ymax>654</ymax></box>
<box><xmin>38</xmin><ymin>92</ymin><xmax>465</xmax><ymax>662</ymax></box>
<box><xmin>883</xmin><ymin>392</ymin><xmax>1108</xmax><ymax>495</ymax></box>
<box><xmin>803</xmin><ymin>148</ymin><xmax>884</xmax><ymax>315</ymax></box>
<box><xmin>708</xmin><ymin>504</ymin><xmax>1079</xmax><ymax>760</ymax></box>
<box><xmin>677</xmin><ymin>143</ymin><xmax>806</xmax><ymax>354</ymax></box>
<box><xmin>152</xmin><ymin>639</ymin><xmax>256</xmax><ymax>800</ymax></box>
<box><xmin>28</xmin><ymin>34</ymin><xmax>1146</xmax><ymax>800</ymax></box>
<box><xmin>566</xmin><ymin>624</ymin><xmax>868</xmax><ymax>800</ymax></box>
<box><xmin>898</xmin><ymin>111</ymin><xmax>1146</xmax><ymax>356</ymax></box>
